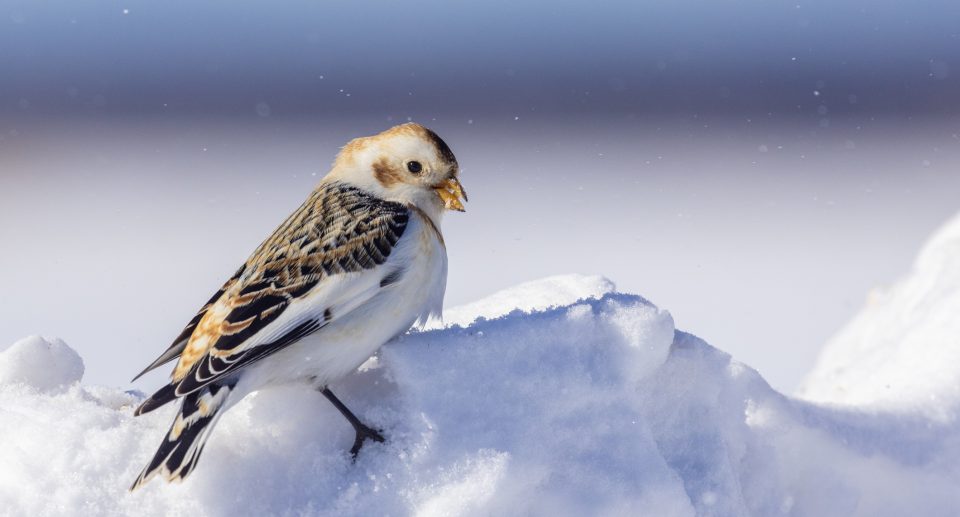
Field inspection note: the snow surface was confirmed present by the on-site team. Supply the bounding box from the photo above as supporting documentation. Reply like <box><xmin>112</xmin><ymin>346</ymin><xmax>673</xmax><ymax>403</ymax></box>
<box><xmin>800</xmin><ymin>212</ymin><xmax>960</xmax><ymax>420</ymax></box>
<box><xmin>435</xmin><ymin>274</ymin><xmax>617</xmax><ymax>328</ymax></box>
<box><xmin>0</xmin><ymin>335</ymin><xmax>84</xmax><ymax>394</ymax></box>
<box><xmin>2</xmin><ymin>275</ymin><xmax>959</xmax><ymax>516</ymax></box>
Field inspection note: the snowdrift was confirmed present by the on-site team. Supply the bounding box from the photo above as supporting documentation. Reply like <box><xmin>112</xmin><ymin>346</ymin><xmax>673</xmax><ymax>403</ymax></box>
<box><xmin>2</xmin><ymin>275</ymin><xmax>959</xmax><ymax>516</ymax></box>
<box><xmin>800</xmin><ymin>212</ymin><xmax>960</xmax><ymax>420</ymax></box>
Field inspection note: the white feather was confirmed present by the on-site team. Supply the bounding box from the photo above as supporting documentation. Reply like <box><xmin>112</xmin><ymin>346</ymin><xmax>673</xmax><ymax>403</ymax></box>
<box><xmin>235</xmin><ymin>209</ymin><xmax>447</xmax><ymax>393</ymax></box>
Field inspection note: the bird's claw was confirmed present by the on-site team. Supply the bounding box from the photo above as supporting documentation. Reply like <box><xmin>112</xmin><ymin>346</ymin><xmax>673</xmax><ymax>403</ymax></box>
<box><xmin>350</xmin><ymin>424</ymin><xmax>386</xmax><ymax>459</ymax></box>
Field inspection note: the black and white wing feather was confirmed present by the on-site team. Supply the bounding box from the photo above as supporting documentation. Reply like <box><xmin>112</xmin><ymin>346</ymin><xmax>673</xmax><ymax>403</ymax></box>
<box><xmin>134</xmin><ymin>181</ymin><xmax>409</xmax><ymax>415</ymax></box>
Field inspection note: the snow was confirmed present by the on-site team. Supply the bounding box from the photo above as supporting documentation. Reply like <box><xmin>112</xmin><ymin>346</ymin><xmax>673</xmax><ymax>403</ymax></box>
<box><xmin>799</xmin><ymin>212</ymin><xmax>960</xmax><ymax>420</ymax></box>
<box><xmin>0</xmin><ymin>335</ymin><xmax>84</xmax><ymax>393</ymax></box>
<box><xmin>1</xmin><ymin>272</ymin><xmax>959</xmax><ymax>515</ymax></box>
<box><xmin>436</xmin><ymin>274</ymin><xmax>617</xmax><ymax>327</ymax></box>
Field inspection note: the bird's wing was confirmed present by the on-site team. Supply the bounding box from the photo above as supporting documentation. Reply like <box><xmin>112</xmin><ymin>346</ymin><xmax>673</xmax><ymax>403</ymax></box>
<box><xmin>134</xmin><ymin>181</ymin><xmax>410</xmax><ymax>413</ymax></box>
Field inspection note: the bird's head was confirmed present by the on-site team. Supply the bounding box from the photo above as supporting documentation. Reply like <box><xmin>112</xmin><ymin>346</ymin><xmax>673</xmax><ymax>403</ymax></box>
<box><xmin>328</xmin><ymin>123</ymin><xmax>466</xmax><ymax>217</ymax></box>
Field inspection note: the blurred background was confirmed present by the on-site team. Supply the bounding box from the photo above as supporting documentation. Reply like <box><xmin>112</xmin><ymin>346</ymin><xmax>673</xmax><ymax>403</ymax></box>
<box><xmin>1</xmin><ymin>0</ymin><xmax>958</xmax><ymax>392</ymax></box>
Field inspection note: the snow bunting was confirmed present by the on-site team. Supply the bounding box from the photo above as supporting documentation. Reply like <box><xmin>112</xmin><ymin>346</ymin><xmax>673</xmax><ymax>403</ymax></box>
<box><xmin>130</xmin><ymin>123</ymin><xmax>465</xmax><ymax>490</ymax></box>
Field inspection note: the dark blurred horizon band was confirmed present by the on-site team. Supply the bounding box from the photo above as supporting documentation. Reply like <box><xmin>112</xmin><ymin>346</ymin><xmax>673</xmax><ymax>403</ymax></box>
<box><xmin>2</xmin><ymin>0</ymin><xmax>959</xmax><ymax>123</ymax></box>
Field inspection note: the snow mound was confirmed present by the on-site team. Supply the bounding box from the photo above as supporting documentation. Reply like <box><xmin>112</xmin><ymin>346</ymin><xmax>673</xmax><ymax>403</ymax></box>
<box><xmin>2</xmin><ymin>276</ymin><xmax>959</xmax><ymax>515</ymax></box>
<box><xmin>0</xmin><ymin>335</ymin><xmax>84</xmax><ymax>393</ymax></box>
<box><xmin>437</xmin><ymin>274</ymin><xmax>617</xmax><ymax>327</ymax></box>
<box><xmin>799</xmin><ymin>212</ymin><xmax>960</xmax><ymax>419</ymax></box>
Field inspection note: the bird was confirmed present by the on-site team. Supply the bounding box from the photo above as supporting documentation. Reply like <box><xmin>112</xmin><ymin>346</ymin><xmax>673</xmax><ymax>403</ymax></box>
<box><xmin>129</xmin><ymin>122</ymin><xmax>466</xmax><ymax>490</ymax></box>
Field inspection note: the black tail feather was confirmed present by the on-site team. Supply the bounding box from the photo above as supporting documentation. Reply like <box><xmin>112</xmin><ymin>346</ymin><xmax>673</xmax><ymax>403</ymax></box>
<box><xmin>134</xmin><ymin>383</ymin><xmax>178</xmax><ymax>416</ymax></box>
<box><xmin>130</xmin><ymin>381</ymin><xmax>234</xmax><ymax>490</ymax></box>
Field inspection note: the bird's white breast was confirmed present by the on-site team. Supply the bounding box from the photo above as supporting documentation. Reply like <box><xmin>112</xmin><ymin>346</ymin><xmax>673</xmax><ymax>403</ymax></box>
<box><xmin>237</xmin><ymin>210</ymin><xmax>447</xmax><ymax>393</ymax></box>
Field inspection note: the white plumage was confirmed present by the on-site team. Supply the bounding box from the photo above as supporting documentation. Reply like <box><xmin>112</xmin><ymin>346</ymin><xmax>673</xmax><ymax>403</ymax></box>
<box><xmin>239</xmin><ymin>208</ymin><xmax>448</xmax><ymax>391</ymax></box>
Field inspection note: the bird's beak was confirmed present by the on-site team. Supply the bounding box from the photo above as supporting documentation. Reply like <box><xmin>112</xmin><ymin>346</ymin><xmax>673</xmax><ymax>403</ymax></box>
<box><xmin>434</xmin><ymin>176</ymin><xmax>468</xmax><ymax>212</ymax></box>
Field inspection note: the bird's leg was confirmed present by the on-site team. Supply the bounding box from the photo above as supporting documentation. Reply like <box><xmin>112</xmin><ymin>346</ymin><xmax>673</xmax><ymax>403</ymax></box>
<box><xmin>320</xmin><ymin>387</ymin><xmax>385</xmax><ymax>457</ymax></box>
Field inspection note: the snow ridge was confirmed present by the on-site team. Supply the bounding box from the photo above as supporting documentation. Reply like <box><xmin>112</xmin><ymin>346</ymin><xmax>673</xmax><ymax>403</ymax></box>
<box><xmin>801</xmin><ymin>212</ymin><xmax>960</xmax><ymax>420</ymax></box>
<box><xmin>1</xmin><ymin>274</ymin><xmax>958</xmax><ymax>516</ymax></box>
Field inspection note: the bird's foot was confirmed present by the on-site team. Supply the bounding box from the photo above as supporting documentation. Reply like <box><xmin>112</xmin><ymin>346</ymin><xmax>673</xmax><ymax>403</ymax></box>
<box><xmin>350</xmin><ymin>424</ymin><xmax>385</xmax><ymax>459</ymax></box>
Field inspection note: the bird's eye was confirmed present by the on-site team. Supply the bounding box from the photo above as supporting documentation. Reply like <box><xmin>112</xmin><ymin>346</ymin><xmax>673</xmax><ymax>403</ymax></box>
<box><xmin>406</xmin><ymin>161</ymin><xmax>423</xmax><ymax>174</ymax></box>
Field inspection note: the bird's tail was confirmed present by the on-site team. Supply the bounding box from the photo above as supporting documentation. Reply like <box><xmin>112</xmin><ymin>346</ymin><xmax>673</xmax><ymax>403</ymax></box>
<box><xmin>130</xmin><ymin>381</ymin><xmax>235</xmax><ymax>491</ymax></box>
